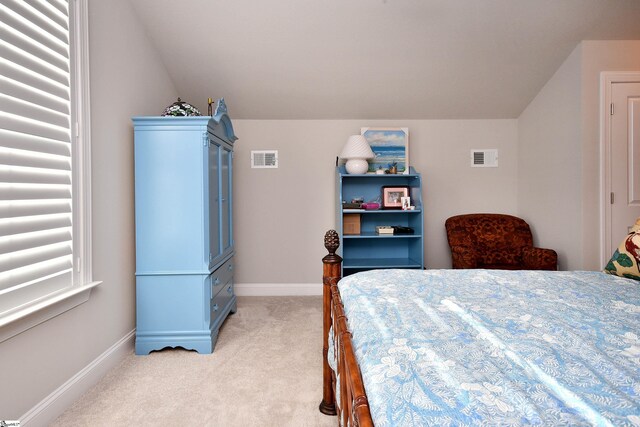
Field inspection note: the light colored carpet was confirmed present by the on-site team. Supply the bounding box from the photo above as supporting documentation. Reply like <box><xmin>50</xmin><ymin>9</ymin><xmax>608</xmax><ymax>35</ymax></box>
<box><xmin>53</xmin><ymin>296</ymin><xmax>337</xmax><ymax>427</ymax></box>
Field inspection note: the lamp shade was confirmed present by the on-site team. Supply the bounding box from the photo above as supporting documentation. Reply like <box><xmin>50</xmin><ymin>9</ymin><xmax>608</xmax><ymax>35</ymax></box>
<box><xmin>340</xmin><ymin>135</ymin><xmax>375</xmax><ymax>174</ymax></box>
<box><xmin>339</xmin><ymin>135</ymin><xmax>375</xmax><ymax>160</ymax></box>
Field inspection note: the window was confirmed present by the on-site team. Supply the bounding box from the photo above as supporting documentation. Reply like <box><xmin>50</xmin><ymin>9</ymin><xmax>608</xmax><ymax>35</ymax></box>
<box><xmin>0</xmin><ymin>0</ymin><xmax>98</xmax><ymax>341</ymax></box>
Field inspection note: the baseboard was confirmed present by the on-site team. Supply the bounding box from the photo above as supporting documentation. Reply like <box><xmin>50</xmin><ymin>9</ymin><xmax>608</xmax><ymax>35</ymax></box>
<box><xmin>21</xmin><ymin>329</ymin><xmax>135</xmax><ymax>427</ymax></box>
<box><xmin>235</xmin><ymin>283</ymin><xmax>322</xmax><ymax>296</ymax></box>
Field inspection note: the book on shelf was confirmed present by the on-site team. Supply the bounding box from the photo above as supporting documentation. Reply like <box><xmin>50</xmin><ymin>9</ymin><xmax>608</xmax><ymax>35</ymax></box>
<box><xmin>342</xmin><ymin>201</ymin><xmax>363</xmax><ymax>209</ymax></box>
<box><xmin>375</xmin><ymin>226</ymin><xmax>394</xmax><ymax>235</ymax></box>
<box><xmin>392</xmin><ymin>226</ymin><xmax>414</xmax><ymax>234</ymax></box>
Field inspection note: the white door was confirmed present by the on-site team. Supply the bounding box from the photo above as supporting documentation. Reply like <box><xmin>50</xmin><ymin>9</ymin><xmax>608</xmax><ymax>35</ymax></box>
<box><xmin>609</xmin><ymin>81</ymin><xmax>640</xmax><ymax>253</ymax></box>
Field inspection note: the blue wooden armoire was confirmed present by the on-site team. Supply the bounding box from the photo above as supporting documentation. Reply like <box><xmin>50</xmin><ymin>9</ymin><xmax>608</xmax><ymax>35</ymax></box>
<box><xmin>133</xmin><ymin>99</ymin><xmax>237</xmax><ymax>355</ymax></box>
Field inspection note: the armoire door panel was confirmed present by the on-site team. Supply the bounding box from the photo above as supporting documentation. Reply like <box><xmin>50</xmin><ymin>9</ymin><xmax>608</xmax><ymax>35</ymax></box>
<box><xmin>221</xmin><ymin>146</ymin><xmax>232</xmax><ymax>256</ymax></box>
<box><xmin>208</xmin><ymin>140</ymin><xmax>221</xmax><ymax>268</ymax></box>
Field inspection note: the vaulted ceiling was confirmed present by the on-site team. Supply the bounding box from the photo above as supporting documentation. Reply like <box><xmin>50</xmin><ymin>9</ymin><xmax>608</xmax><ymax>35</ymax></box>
<box><xmin>130</xmin><ymin>0</ymin><xmax>640</xmax><ymax>119</ymax></box>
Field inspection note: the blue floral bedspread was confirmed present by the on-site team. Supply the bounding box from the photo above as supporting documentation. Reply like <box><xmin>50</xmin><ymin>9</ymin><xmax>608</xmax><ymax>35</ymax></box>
<box><xmin>338</xmin><ymin>269</ymin><xmax>640</xmax><ymax>426</ymax></box>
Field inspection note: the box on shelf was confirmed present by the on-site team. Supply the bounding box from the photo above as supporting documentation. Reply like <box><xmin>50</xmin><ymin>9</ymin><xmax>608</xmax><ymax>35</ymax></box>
<box><xmin>343</xmin><ymin>214</ymin><xmax>361</xmax><ymax>235</ymax></box>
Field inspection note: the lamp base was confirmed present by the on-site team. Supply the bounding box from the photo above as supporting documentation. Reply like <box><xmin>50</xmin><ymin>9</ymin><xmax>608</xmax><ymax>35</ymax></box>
<box><xmin>345</xmin><ymin>159</ymin><xmax>369</xmax><ymax>174</ymax></box>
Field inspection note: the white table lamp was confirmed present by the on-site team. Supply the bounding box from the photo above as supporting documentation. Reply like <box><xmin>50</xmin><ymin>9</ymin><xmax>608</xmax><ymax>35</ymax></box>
<box><xmin>340</xmin><ymin>135</ymin><xmax>375</xmax><ymax>174</ymax></box>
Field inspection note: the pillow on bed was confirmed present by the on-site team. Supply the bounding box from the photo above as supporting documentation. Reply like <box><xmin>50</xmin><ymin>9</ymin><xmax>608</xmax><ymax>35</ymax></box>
<box><xmin>604</xmin><ymin>220</ymin><xmax>640</xmax><ymax>281</ymax></box>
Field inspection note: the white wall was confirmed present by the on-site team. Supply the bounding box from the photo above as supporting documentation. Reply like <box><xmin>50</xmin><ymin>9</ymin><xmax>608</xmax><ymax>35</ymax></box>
<box><xmin>0</xmin><ymin>0</ymin><xmax>177</xmax><ymax>420</ymax></box>
<box><xmin>580</xmin><ymin>40</ymin><xmax>640</xmax><ymax>269</ymax></box>
<box><xmin>233</xmin><ymin>119</ymin><xmax>518</xmax><ymax>284</ymax></box>
<box><xmin>518</xmin><ymin>45</ymin><xmax>583</xmax><ymax>270</ymax></box>
<box><xmin>518</xmin><ymin>40</ymin><xmax>640</xmax><ymax>271</ymax></box>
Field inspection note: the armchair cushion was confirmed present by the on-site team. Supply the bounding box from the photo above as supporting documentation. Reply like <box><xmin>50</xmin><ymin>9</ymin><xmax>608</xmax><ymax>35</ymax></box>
<box><xmin>481</xmin><ymin>248</ymin><xmax>522</xmax><ymax>267</ymax></box>
<box><xmin>523</xmin><ymin>247</ymin><xmax>558</xmax><ymax>271</ymax></box>
<box><xmin>450</xmin><ymin>246</ymin><xmax>478</xmax><ymax>269</ymax></box>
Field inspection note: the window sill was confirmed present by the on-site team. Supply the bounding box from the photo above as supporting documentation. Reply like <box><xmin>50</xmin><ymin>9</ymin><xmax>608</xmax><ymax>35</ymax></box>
<box><xmin>0</xmin><ymin>281</ymin><xmax>102</xmax><ymax>343</ymax></box>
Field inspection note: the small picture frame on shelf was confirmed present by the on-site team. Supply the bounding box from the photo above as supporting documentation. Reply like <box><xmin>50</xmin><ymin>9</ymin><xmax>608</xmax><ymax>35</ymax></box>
<box><xmin>382</xmin><ymin>186</ymin><xmax>409</xmax><ymax>209</ymax></box>
<box><xmin>401</xmin><ymin>196</ymin><xmax>411</xmax><ymax>210</ymax></box>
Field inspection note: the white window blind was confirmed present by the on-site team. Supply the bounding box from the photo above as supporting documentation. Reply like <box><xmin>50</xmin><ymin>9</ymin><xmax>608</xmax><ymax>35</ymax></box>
<box><xmin>0</xmin><ymin>0</ymin><xmax>74</xmax><ymax>316</ymax></box>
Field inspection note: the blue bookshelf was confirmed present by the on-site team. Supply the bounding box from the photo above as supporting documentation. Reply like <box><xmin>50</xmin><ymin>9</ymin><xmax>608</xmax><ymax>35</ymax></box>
<box><xmin>335</xmin><ymin>166</ymin><xmax>424</xmax><ymax>275</ymax></box>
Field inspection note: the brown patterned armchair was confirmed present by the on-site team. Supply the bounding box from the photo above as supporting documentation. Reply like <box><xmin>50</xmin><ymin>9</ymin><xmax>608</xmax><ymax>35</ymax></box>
<box><xmin>445</xmin><ymin>214</ymin><xmax>557</xmax><ymax>270</ymax></box>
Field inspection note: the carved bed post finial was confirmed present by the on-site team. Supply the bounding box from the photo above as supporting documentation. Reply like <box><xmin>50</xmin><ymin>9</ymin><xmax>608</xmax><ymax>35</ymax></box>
<box><xmin>323</xmin><ymin>230</ymin><xmax>341</xmax><ymax>265</ymax></box>
<box><xmin>325</xmin><ymin>229</ymin><xmax>339</xmax><ymax>255</ymax></box>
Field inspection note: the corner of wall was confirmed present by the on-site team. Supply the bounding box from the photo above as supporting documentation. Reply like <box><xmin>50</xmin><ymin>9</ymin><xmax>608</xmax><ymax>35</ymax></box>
<box><xmin>516</xmin><ymin>43</ymin><xmax>583</xmax><ymax>270</ymax></box>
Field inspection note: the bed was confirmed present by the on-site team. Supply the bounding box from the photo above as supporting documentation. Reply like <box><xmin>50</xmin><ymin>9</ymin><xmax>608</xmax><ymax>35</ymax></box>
<box><xmin>319</xmin><ymin>230</ymin><xmax>640</xmax><ymax>426</ymax></box>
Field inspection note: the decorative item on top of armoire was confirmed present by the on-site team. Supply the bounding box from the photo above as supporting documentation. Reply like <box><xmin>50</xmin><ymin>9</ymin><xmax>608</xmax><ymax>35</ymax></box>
<box><xmin>161</xmin><ymin>97</ymin><xmax>202</xmax><ymax>116</ymax></box>
<box><xmin>133</xmin><ymin>98</ymin><xmax>237</xmax><ymax>355</ymax></box>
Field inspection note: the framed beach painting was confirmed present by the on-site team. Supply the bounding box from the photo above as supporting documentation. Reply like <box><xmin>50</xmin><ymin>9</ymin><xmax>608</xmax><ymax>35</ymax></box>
<box><xmin>360</xmin><ymin>127</ymin><xmax>409</xmax><ymax>174</ymax></box>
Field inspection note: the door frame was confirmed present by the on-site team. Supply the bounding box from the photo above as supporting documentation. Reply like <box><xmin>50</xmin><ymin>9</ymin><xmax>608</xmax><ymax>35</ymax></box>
<box><xmin>599</xmin><ymin>71</ymin><xmax>640</xmax><ymax>265</ymax></box>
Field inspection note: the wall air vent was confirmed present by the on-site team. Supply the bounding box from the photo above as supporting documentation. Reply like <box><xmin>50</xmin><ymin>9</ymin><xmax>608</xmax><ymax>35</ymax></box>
<box><xmin>251</xmin><ymin>150</ymin><xmax>278</xmax><ymax>168</ymax></box>
<box><xmin>471</xmin><ymin>149</ymin><xmax>498</xmax><ymax>167</ymax></box>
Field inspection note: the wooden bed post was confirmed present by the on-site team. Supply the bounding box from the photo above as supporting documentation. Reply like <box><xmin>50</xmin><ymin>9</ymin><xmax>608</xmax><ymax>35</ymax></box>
<box><xmin>319</xmin><ymin>230</ymin><xmax>341</xmax><ymax>416</ymax></box>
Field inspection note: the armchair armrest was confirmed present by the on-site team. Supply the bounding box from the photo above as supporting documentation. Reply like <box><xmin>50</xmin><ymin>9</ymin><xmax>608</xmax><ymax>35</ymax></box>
<box><xmin>450</xmin><ymin>246</ymin><xmax>478</xmax><ymax>269</ymax></box>
<box><xmin>523</xmin><ymin>247</ymin><xmax>557</xmax><ymax>270</ymax></box>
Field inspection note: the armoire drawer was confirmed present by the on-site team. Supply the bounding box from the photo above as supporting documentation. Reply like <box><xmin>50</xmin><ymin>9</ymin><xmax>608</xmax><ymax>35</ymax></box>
<box><xmin>210</xmin><ymin>257</ymin><xmax>234</xmax><ymax>298</ymax></box>
<box><xmin>211</xmin><ymin>281</ymin><xmax>234</xmax><ymax>322</ymax></box>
